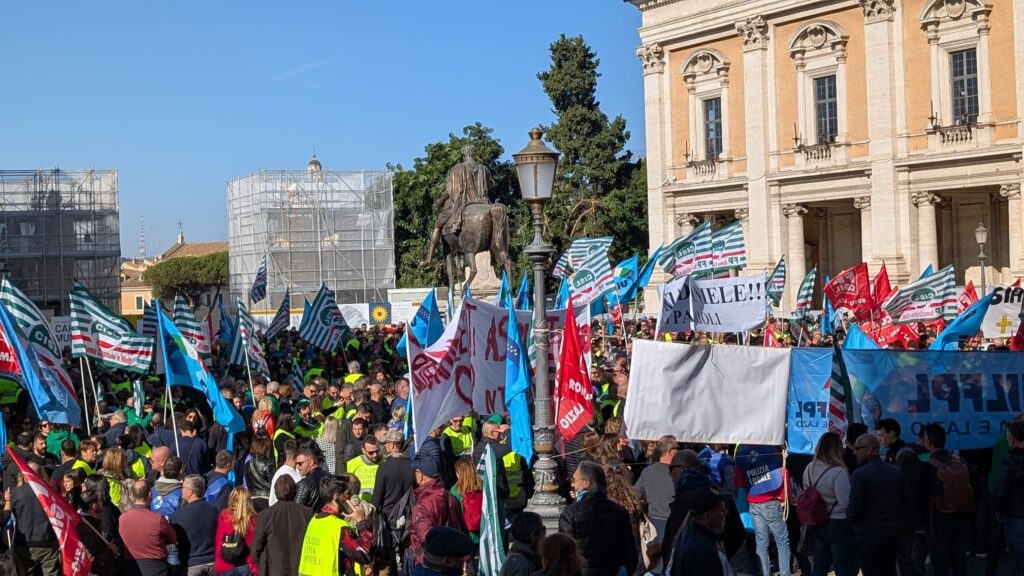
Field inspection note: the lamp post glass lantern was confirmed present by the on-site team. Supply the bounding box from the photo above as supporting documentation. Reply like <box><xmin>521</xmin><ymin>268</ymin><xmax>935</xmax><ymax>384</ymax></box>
<box><xmin>513</xmin><ymin>127</ymin><xmax>564</xmax><ymax>525</ymax></box>
<box><xmin>975</xmin><ymin>222</ymin><xmax>988</xmax><ymax>297</ymax></box>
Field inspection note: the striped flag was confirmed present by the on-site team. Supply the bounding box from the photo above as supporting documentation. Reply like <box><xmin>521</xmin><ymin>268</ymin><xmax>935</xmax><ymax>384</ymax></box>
<box><xmin>249</xmin><ymin>255</ymin><xmax>268</xmax><ymax>304</ymax></box>
<box><xmin>70</xmin><ymin>281</ymin><xmax>153</xmax><ymax>373</ymax></box>
<box><xmin>767</xmin><ymin>256</ymin><xmax>787</xmax><ymax>307</ymax></box>
<box><xmin>300</xmin><ymin>284</ymin><xmax>349</xmax><ymax>351</ymax></box>
<box><xmin>265</xmin><ymin>290</ymin><xmax>291</xmax><ymax>340</ymax></box>
<box><xmin>711</xmin><ymin>220</ymin><xmax>747</xmax><ymax>272</ymax></box>
<box><xmin>658</xmin><ymin>222</ymin><xmax>712</xmax><ymax>277</ymax></box>
<box><xmin>880</xmin><ymin>264</ymin><xmax>957</xmax><ymax>324</ymax></box>
<box><xmin>568</xmin><ymin>237</ymin><xmax>613</xmax><ymax>268</ymax></box>
<box><xmin>0</xmin><ymin>277</ymin><xmax>76</xmax><ymax>398</ymax></box>
<box><xmin>568</xmin><ymin>247</ymin><xmax>614</xmax><ymax>307</ymax></box>
<box><xmin>229</xmin><ymin>298</ymin><xmax>270</xmax><ymax>380</ymax></box>
<box><xmin>477</xmin><ymin>444</ymin><xmax>506</xmax><ymax>576</ymax></box>
<box><xmin>828</xmin><ymin>344</ymin><xmax>852</xmax><ymax>439</ymax></box>
<box><xmin>552</xmin><ymin>251</ymin><xmax>572</xmax><ymax>279</ymax></box>
<box><xmin>794</xmin><ymin>266</ymin><xmax>817</xmax><ymax>318</ymax></box>
<box><xmin>172</xmin><ymin>294</ymin><xmax>210</xmax><ymax>357</ymax></box>
<box><xmin>140</xmin><ymin>301</ymin><xmax>158</xmax><ymax>338</ymax></box>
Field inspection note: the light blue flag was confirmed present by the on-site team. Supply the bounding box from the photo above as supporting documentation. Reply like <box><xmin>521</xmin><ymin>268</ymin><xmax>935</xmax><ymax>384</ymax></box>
<box><xmin>503</xmin><ymin>293</ymin><xmax>533</xmax><ymax>465</ymax></box>
<box><xmin>930</xmin><ymin>292</ymin><xmax>996</xmax><ymax>351</ymax></box>
<box><xmin>515</xmin><ymin>273</ymin><xmax>531</xmax><ymax>311</ymax></box>
<box><xmin>919</xmin><ymin>264</ymin><xmax>934</xmax><ymax>280</ymax></box>
<box><xmin>613</xmin><ymin>254</ymin><xmax>640</xmax><ymax>305</ymax></box>
<box><xmin>156</xmin><ymin>302</ymin><xmax>244</xmax><ymax>434</ymax></box>
<box><xmin>0</xmin><ymin>412</ymin><xmax>6</xmax><ymax>455</ymax></box>
<box><xmin>496</xmin><ymin>272</ymin><xmax>512</xmax><ymax>308</ymax></box>
<box><xmin>821</xmin><ymin>275</ymin><xmax>835</xmax><ymax>337</ymax></box>
<box><xmin>554</xmin><ymin>277</ymin><xmax>570</xmax><ymax>309</ymax></box>
<box><xmin>465</xmin><ymin>284</ymin><xmax>472</xmax><ymax>300</ymax></box>
<box><xmin>396</xmin><ymin>290</ymin><xmax>445</xmax><ymax>358</ymax></box>
<box><xmin>638</xmin><ymin>246</ymin><xmax>663</xmax><ymax>289</ymax></box>
<box><xmin>217</xmin><ymin>296</ymin><xmax>234</xmax><ymax>344</ymax></box>
<box><xmin>298</xmin><ymin>299</ymin><xmax>311</xmax><ymax>334</ymax></box>
<box><xmin>843</xmin><ymin>324</ymin><xmax>882</xmax><ymax>350</ymax></box>
<box><xmin>0</xmin><ymin>301</ymin><xmax>81</xmax><ymax>427</ymax></box>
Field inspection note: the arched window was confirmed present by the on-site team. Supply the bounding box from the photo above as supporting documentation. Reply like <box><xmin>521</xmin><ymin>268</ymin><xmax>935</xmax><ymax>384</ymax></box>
<box><xmin>681</xmin><ymin>49</ymin><xmax>731</xmax><ymax>163</ymax></box>
<box><xmin>920</xmin><ymin>0</ymin><xmax>992</xmax><ymax>130</ymax></box>
<box><xmin>788</xmin><ymin>21</ymin><xmax>849</xmax><ymax>153</ymax></box>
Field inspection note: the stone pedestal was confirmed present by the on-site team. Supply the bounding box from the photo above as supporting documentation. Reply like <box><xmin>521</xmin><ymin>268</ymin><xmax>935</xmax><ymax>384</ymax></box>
<box><xmin>458</xmin><ymin>252</ymin><xmax>502</xmax><ymax>301</ymax></box>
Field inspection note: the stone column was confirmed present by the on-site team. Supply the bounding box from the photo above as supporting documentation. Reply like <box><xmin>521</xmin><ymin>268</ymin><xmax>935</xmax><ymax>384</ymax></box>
<box><xmin>859</xmin><ymin>0</ymin><xmax>904</xmax><ymax>276</ymax></box>
<box><xmin>912</xmin><ymin>191</ymin><xmax>943</xmax><ymax>273</ymax></box>
<box><xmin>637</xmin><ymin>43</ymin><xmax>668</xmax><ymax>310</ymax></box>
<box><xmin>676</xmin><ymin>213</ymin><xmax>700</xmax><ymax>236</ymax></box>
<box><xmin>736</xmin><ymin>16</ymin><xmax>773</xmax><ymax>272</ymax></box>
<box><xmin>1001</xmin><ymin>183</ymin><xmax>1023</xmax><ymax>274</ymax></box>
<box><xmin>854</xmin><ymin>196</ymin><xmax>873</xmax><ymax>265</ymax></box>
<box><xmin>783</xmin><ymin>204</ymin><xmax>808</xmax><ymax>310</ymax></box>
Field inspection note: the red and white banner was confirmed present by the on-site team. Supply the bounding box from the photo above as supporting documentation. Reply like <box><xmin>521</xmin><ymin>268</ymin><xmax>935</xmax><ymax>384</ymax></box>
<box><xmin>554</xmin><ymin>302</ymin><xmax>594</xmax><ymax>441</ymax></box>
<box><xmin>958</xmin><ymin>281</ymin><xmax>979</xmax><ymax>314</ymax></box>
<box><xmin>824</xmin><ymin>263</ymin><xmax>873</xmax><ymax>322</ymax></box>
<box><xmin>7</xmin><ymin>451</ymin><xmax>92</xmax><ymax>576</ymax></box>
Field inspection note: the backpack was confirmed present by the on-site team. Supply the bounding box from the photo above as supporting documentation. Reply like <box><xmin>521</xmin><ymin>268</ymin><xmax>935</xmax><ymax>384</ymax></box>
<box><xmin>795</xmin><ymin>466</ymin><xmax>837</xmax><ymax>526</ymax></box>
<box><xmin>930</xmin><ymin>456</ymin><xmax>974</xmax><ymax>515</ymax></box>
<box><xmin>387</xmin><ymin>487</ymin><xmax>416</xmax><ymax>546</ymax></box>
<box><xmin>461</xmin><ymin>490</ymin><xmax>483</xmax><ymax>532</ymax></box>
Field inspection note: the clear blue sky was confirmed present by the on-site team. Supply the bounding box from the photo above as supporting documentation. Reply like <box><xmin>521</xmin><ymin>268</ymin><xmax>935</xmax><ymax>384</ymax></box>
<box><xmin>0</xmin><ymin>2</ymin><xmax>644</xmax><ymax>256</ymax></box>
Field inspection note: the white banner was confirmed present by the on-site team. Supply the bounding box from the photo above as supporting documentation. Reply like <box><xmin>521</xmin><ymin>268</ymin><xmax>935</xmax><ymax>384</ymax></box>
<box><xmin>657</xmin><ymin>274</ymin><xmax>769</xmax><ymax>334</ymax></box>
<box><xmin>623</xmin><ymin>340</ymin><xmax>791</xmax><ymax>445</ymax></box>
<box><xmin>982</xmin><ymin>285</ymin><xmax>1023</xmax><ymax>338</ymax></box>
<box><xmin>50</xmin><ymin>316</ymin><xmax>71</xmax><ymax>351</ymax></box>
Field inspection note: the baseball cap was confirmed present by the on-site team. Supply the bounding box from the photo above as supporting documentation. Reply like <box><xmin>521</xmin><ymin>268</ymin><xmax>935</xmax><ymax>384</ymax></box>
<box><xmin>690</xmin><ymin>487</ymin><xmax>728</xmax><ymax>515</ymax></box>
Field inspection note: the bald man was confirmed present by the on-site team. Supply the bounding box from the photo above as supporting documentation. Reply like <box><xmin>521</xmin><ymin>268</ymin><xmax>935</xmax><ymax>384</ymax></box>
<box><xmin>118</xmin><ymin>480</ymin><xmax>178</xmax><ymax>576</ymax></box>
<box><xmin>849</xmin><ymin>433</ymin><xmax>904</xmax><ymax>576</ymax></box>
<box><xmin>147</xmin><ymin>446</ymin><xmax>170</xmax><ymax>485</ymax></box>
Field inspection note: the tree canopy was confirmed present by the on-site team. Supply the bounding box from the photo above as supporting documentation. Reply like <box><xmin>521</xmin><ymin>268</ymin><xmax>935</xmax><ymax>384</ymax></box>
<box><xmin>143</xmin><ymin>252</ymin><xmax>228</xmax><ymax>304</ymax></box>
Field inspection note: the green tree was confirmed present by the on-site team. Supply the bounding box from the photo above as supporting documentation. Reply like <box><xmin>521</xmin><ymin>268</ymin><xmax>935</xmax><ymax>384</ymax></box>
<box><xmin>143</xmin><ymin>252</ymin><xmax>229</xmax><ymax>304</ymax></box>
<box><xmin>390</xmin><ymin>123</ymin><xmax>530</xmax><ymax>288</ymax></box>
<box><xmin>537</xmin><ymin>35</ymin><xmax>648</xmax><ymax>265</ymax></box>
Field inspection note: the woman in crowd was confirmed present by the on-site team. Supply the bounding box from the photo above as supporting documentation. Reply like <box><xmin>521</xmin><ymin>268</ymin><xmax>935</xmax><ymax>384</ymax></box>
<box><xmin>316</xmin><ymin>417</ymin><xmax>339</xmax><ymax>474</ymax></box>
<box><xmin>214</xmin><ymin>487</ymin><xmax>258</xmax><ymax>575</ymax></box>
<box><xmin>450</xmin><ymin>456</ymin><xmax>483</xmax><ymax>543</ymax></box>
<box><xmin>802</xmin><ymin>432</ymin><xmax>855</xmax><ymax>576</ymax></box>
<box><xmin>61</xmin><ymin>468</ymin><xmax>87</xmax><ymax>510</ymax></box>
<box><xmin>99</xmin><ymin>446</ymin><xmax>130</xmax><ymax>509</ymax></box>
<box><xmin>244</xmin><ymin>435</ymin><xmax>275</xmax><ymax>512</ymax></box>
<box><xmin>603</xmin><ymin>463</ymin><xmax>646</xmax><ymax>575</ymax></box>
<box><xmin>250</xmin><ymin>398</ymin><xmax>275</xmax><ymax>438</ymax></box>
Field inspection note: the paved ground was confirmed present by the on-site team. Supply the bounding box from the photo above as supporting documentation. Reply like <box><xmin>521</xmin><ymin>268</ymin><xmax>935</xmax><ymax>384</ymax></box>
<box><xmin>728</xmin><ymin>546</ymin><xmax>1013</xmax><ymax>575</ymax></box>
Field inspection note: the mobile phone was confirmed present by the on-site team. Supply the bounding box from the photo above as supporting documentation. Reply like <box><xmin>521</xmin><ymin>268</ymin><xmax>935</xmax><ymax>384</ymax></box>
<box><xmin>339</xmin><ymin>499</ymin><xmax>353</xmax><ymax>515</ymax></box>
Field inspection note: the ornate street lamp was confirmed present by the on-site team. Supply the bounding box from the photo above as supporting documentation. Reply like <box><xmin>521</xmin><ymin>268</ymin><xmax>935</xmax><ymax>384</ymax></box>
<box><xmin>975</xmin><ymin>222</ymin><xmax>988</xmax><ymax>298</ymax></box>
<box><xmin>513</xmin><ymin>127</ymin><xmax>563</xmax><ymax>526</ymax></box>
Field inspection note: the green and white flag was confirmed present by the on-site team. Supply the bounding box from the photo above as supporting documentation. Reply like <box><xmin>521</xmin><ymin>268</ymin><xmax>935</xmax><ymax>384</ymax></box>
<box><xmin>711</xmin><ymin>220</ymin><xmax>747</xmax><ymax>273</ymax></box>
<box><xmin>767</xmin><ymin>256</ymin><xmax>787</xmax><ymax>307</ymax></box>
<box><xmin>794</xmin><ymin>266</ymin><xmax>817</xmax><ymax>318</ymax></box>
<box><xmin>477</xmin><ymin>444</ymin><xmax>506</xmax><ymax>576</ymax></box>
<box><xmin>658</xmin><ymin>222</ymin><xmax>712</xmax><ymax>277</ymax></box>
<box><xmin>0</xmin><ymin>277</ymin><xmax>75</xmax><ymax>394</ymax></box>
<box><xmin>881</xmin><ymin>264</ymin><xmax>957</xmax><ymax>324</ymax></box>
<box><xmin>69</xmin><ymin>281</ymin><xmax>153</xmax><ymax>372</ymax></box>
<box><xmin>568</xmin><ymin>237</ymin><xmax>614</xmax><ymax>269</ymax></box>
<box><xmin>172</xmin><ymin>294</ymin><xmax>210</xmax><ymax>356</ymax></box>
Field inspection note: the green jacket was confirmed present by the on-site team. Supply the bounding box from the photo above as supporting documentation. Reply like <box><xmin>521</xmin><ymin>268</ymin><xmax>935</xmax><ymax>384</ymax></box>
<box><xmin>45</xmin><ymin>429</ymin><xmax>79</xmax><ymax>460</ymax></box>
<box><xmin>126</xmin><ymin>407</ymin><xmax>153</xmax><ymax>429</ymax></box>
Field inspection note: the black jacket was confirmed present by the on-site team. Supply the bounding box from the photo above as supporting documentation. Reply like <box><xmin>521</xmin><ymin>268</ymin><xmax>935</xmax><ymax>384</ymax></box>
<box><xmin>472</xmin><ymin>437</ymin><xmax>510</xmax><ymax>500</ymax></box>
<box><xmin>558</xmin><ymin>492</ymin><xmax>638</xmax><ymax>576</ymax></box>
<box><xmin>371</xmin><ymin>454</ymin><xmax>416</xmax><ymax>518</ymax></box>
<box><xmin>170</xmin><ymin>499</ymin><xmax>219</xmax><ymax>567</ymax></box>
<box><xmin>12</xmin><ymin>484</ymin><xmax>57</xmax><ymax>545</ymax></box>
<box><xmin>252</xmin><ymin>500</ymin><xmax>314</xmax><ymax>576</ymax></box>
<box><xmin>244</xmin><ymin>456</ymin><xmax>275</xmax><ymax>499</ymax></box>
<box><xmin>995</xmin><ymin>448</ymin><xmax>1024</xmax><ymax>519</ymax></box>
<box><xmin>499</xmin><ymin>541</ymin><xmax>541</xmax><ymax>576</ymax></box>
<box><xmin>295</xmin><ymin>466</ymin><xmax>329</xmax><ymax>510</ymax></box>
<box><xmin>670</xmin><ymin>521</ymin><xmax>727</xmax><ymax>576</ymax></box>
<box><xmin>848</xmin><ymin>456</ymin><xmax>904</xmax><ymax>538</ymax></box>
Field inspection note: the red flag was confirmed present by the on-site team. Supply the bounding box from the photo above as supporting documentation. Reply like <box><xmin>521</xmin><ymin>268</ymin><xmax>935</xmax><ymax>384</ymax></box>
<box><xmin>824</xmin><ymin>263</ymin><xmax>874</xmax><ymax>322</ymax></box>
<box><xmin>863</xmin><ymin>312</ymin><xmax>920</xmax><ymax>348</ymax></box>
<box><xmin>1011</xmin><ymin>321</ymin><xmax>1024</xmax><ymax>351</ymax></box>
<box><xmin>957</xmin><ymin>281</ymin><xmax>979</xmax><ymax>314</ymax></box>
<box><xmin>872</xmin><ymin>263</ymin><xmax>892</xmax><ymax>306</ymax></box>
<box><xmin>554</xmin><ymin>301</ymin><xmax>595</xmax><ymax>442</ymax></box>
<box><xmin>1014</xmin><ymin>278</ymin><xmax>1022</xmax><ymax>288</ymax></box>
<box><xmin>763</xmin><ymin>320</ymin><xmax>782</xmax><ymax>348</ymax></box>
<box><xmin>7</xmin><ymin>451</ymin><xmax>92</xmax><ymax>576</ymax></box>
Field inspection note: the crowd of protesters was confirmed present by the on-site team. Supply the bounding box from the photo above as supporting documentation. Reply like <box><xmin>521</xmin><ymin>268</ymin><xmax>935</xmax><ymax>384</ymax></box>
<box><xmin>0</xmin><ymin>314</ymin><xmax>1019</xmax><ymax>576</ymax></box>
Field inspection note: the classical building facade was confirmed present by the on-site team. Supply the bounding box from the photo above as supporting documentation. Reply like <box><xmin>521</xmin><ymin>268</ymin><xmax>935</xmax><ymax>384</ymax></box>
<box><xmin>630</xmin><ymin>0</ymin><xmax>1023</xmax><ymax>310</ymax></box>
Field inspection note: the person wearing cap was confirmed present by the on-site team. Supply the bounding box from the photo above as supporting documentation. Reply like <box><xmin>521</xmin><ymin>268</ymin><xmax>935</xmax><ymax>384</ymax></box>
<box><xmin>412</xmin><ymin>526</ymin><xmax>474</xmax><ymax>576</ymax></box>
<box><xmin>293</xmin><ymin>399</ymin><xmax>321</xmax><ymax>439</ymax></box>
<box><xmin>372</xmin><ymin>428</ymin><xmax>415</xmax><ymax>523</ymax></box>
<box><xmin>667</xmin><ymin>487</ymin><xmax>732</xmax><ymax>576</ymax></box>
<box><xmin>410</xmin><ymin>451</ymin><xmax>467</xmax><ymax>567</ymax></box>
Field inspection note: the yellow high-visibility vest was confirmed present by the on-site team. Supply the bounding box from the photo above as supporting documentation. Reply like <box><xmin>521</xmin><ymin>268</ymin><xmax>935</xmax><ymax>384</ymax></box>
<box><xmin>298</xmin><ymin>515</ymin><xmax>362</xmax><ymax>576</ymax></box>
<box><xmin>345</xmin><ymin>455</ymin><xmax>379</xmax><ymax>502</ymax></box>
<box><xmin>503</xmin><ymin>451</ymin><xmax>523</xmax><ymax>499</ymax></box>
<box><xmin>272</xmin><ymin>429</ymin><xmax>295</xmax><ymax>461</ymax></box>
<box><xmin>442</xmin><ymin>426</ymin><xmax>473</xmax><ymax>455</ymax></box>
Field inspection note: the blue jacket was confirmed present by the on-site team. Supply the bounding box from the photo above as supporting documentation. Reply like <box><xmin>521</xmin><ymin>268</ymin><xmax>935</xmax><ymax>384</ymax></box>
<box><xmin>848</xmin><ymin>456</ymin><xmax>904</xmax><ymax>537</ymax></box>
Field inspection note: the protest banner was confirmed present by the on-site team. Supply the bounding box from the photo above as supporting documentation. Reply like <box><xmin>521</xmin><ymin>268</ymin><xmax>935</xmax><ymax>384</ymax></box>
<box><xmin>657</xmin><ymin>274</ymin><xmax>769</xmax><ymax>334</ymax></box>
<box><xmin>982</xmin><ymin>285</ymin><xmax>1024</xmax><ymax>338</ymax></box>
<box><xmin>844</xmin><ymin>349</ymin><xmax>1024</xmax><ymax>450</ymax></box>
<box><xmin>624</xmin><ymin>340</ymin><xmax>790</xmax><ymax>445</ymax></box>
<box><xmin>786</xmin><ymin>348</ymin><xmax>835</xmax><ymax>455</ymax></box>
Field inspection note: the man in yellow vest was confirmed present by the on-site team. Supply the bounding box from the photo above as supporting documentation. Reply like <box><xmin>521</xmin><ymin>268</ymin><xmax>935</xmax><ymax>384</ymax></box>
<box><xmin>297</xmin><ymin>477</ymin><xmax>372</xmax><ymax>576</ymax></box>
<box><xmin>71</xmin><ymin>439</ymin><xmax>101</xmax><ymax>476</ymax></box>
<box><xmin>442</xmin><ymin>416</ymin><xmax>474</xmax><ymax>456</ymax></box>
<box><xmin>345</xmin><ymin>437</ymin><xmax>381</xmax><ymax>502</ymax></box>
<box><xmin>343</xmin><ymin>360</ymin><xmax>364</xmax><ymax>385</ymax></box>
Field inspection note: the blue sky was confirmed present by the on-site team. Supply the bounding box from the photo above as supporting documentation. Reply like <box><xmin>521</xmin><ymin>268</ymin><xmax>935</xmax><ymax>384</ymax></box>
<box><xmin>0</xmin><ymin>2</ymin><xmax>644</xmax><ymax>256</ymax></box>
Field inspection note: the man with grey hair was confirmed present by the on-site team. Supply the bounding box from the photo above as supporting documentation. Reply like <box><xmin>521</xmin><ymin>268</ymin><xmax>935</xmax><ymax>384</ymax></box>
<box><xmin>635</xmin><ymin>435</ymin><xmax>679</xmax><ymax>550</ymax></box>
<box><xmin>105</xmin><ymin>409</ymin><xmax>128</xmax><ymax>447</ymax></box>
<box><xmin>170</xmin><ymin>475</ymin><xmax>218</xmax><ymax>576</ymax></box>
<box><xmin>559</xmin><ymin>461</ymin><xmax>637</xmax><ymax>576</ymax></box>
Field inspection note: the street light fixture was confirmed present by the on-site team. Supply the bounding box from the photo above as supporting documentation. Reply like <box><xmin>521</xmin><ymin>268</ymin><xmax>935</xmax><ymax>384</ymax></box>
<box><xmin>513</xmin><ymin>127</ymin><xmax>563</xmax><ymax>527</ymax></box>
<box><xmin>975</xmin><ymin>222</ymin><xmax>988</xmax><ymax>297</ymax></box>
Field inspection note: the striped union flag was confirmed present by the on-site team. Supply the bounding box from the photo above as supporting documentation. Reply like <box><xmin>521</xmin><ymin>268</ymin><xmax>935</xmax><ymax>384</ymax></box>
<box><xmin>0</xmin><ymin>277</ymin><xmax>77</xmax><ymax>399</ymax></box>
<box><xmin>476</xmin><ymin>444</ymin><xmax>506</xmax><ymax>576</ymax></box>
<box><xmin>69</xmin><ymin>280</ymin><xmax>153</xmax><ymax>373</ymax></box>
<box><xmin>568</xmin><ymin>237</ymin><xmax>614</xmax><ymax>269</ymax></box>
<box><xmin>881</xmin><ymin>264</ymin><xmax>957</xmax><ymax>324</ymax></box>
<box><xmin>658</xmin><ymin>221</ymin><xmax>712</xmax><ymax>277</ymax></box>
<box><xmin>568</xmin><ymin>247</ymin><xmax>614</xmax><ymax>307</ymax></box>
<box><xmin>265</xmin><ymin>290</ymin><xmax>291</xmax><ymax>340</ymax></box>
<box><xmin>711</xmin><ymin>220</ymin><xmax>747</xmax><ymax>273</ymax></box>
<box><xmin>794</xmin><ymin>266</ymin><xmax>817</xmax><ymax>318</ymax></box>
<box><xmin>140</xmin><ymin>301</ymin><xmax>158</xmax><ymax>338</ymax></box>
<box><xmin>300</xmin><ymin>284</ymin><xmax>349</xmax><ymax>352</ymax></box>
<box><xmin>229</xmin><ymin>298</ymin><xmax>270</xmax><ymax>380</ymax></box>
<box><xmin>249</xmin><ymin>255</ymin><xmax>268</xmax><ymax>304</ymax></box>
<box><xmin>552</xmin><ymin>251</ymin><xmax>572</xmax><ymax>279</ymax></box>
<box><xmin>767</xmin><ymin>256</ymin><xmax>787</xmax><ymax>307</ymax></box>
<box><xmin>172</xmin><ymin>294</ymin><xmax>210</xmax><ymax>356</ymax></box>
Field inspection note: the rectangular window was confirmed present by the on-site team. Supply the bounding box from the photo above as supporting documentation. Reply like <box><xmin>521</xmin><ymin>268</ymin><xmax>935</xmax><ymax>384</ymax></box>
<box><xmin>814</xmin><ymin>75</ymin><xmax>838</xmax><ymax>144</ymax></box>
<box><xmin>135</xmin><ymin>296</ymin><xmax>143</xmax><ymax>309</ymax></box>
<box><xmin>951</xmin><ymin>49</ymin><xmax>978</xmax><ymax>124</ymax></box>
<box><xmin>703</xmin><ymin>97</ymin><xmax>723</xmax><ymax>161</ymax></box>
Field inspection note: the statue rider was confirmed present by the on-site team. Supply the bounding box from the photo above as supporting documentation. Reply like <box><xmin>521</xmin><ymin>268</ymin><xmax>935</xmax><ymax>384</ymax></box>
<box><xmin>424</xmin><ymin>144</ymin><xmax>494</xmax><ymax>264</ymax></box>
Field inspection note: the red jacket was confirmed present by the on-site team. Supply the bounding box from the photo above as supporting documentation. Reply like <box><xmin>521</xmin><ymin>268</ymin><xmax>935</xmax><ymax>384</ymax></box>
<box><xmin>214</xmin><ymin>510</ymin><xmax>257</xmax><ymax>574</ymax></box>
<box><xmin>409</xmin><ymin>479</ymin><xmax>467</xmax><ymax>564</ymax></box>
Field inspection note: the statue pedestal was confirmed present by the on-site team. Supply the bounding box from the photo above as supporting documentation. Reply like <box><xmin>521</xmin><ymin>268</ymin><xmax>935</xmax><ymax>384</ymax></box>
<box><xmin>459</xmin><ymin>252</ymin><xmax>502</xmax><ymax>302</ymax></box>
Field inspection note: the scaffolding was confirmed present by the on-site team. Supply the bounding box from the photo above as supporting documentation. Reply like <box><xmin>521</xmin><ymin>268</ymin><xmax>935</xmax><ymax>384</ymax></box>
<box><xmin>0</xmin><ymin>169</ymin><xmax>121</xmax><ymax>315</ymax></box>
<box><xmin>227</xmin><ymin>161</ymin><xmax>395</xmax><ymax>310</ymax></box>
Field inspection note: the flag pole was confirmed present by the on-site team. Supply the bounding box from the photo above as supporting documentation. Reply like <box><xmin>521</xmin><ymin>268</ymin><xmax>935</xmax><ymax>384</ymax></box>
<box><xmin>83</xmin><ymin>359</ymin><xmax>100</xmax><ymax>433</ymax></box>
<box><xmin>166</xmin><ymin>381</ymin><xmax>180</xmax><ymax>456</ymax></box>
<box><xmin>242</xmin><ymin>337</ymin><xmax>256</xmax><ymax>407</ymax></box>
<box><xmin>77</xmin><ymin>358</ymin><xmax>92</xmax><ymax>436</ymax></box>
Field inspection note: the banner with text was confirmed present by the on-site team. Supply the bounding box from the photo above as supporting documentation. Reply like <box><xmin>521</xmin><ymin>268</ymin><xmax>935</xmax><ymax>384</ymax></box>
<box><xmin>624</xmin><ymin>340</ymin><xmax>791</xmax><ymax>445</ymax></box>
<box><xmin>982</xmin><ymin>285</ymin><xmax>1023</xmax><ymax>339</ymax></box>
<box><xmin>843</xmin><ymin>349</ymin><xmax>1024</xmax><ymax>450</ymax></box>
<box><xmin>657</xmin><ymin>274</ymin><xmax>769</xmax><ymax>334</ymax></box>
<box><xmin>786</xmin><ymin>348</ymin><xmax>835</xmax><ymax>455</ymax></box>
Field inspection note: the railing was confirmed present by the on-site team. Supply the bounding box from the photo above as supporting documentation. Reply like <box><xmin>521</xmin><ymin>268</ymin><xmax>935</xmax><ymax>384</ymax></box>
<box><xmin>800</xmin><ymin>143</ymin><xmax>832</xmax><ymax>163</ymax></box>
<box><xmin>688</xmin><ymin>160</ymin><xmax>717</xmax><ymax>177</ymax></box>
<box><xmin>934</xmin><ymin>124</ymin><xmax>973</xmax><ymax>145</ymax></box>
